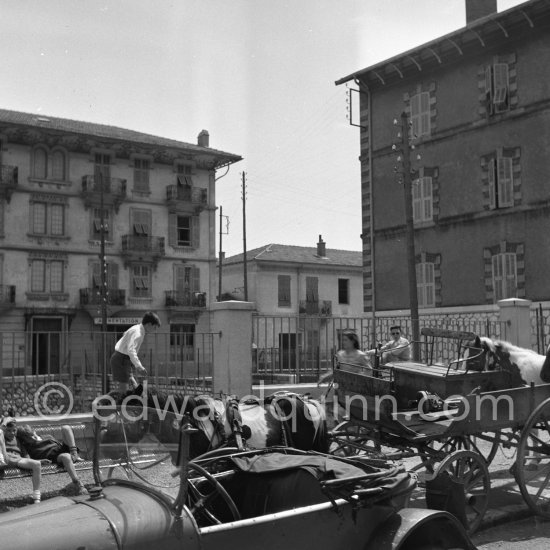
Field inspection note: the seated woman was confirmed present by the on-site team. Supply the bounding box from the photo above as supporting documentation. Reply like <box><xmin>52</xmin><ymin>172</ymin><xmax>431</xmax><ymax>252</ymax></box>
<box><xmin>16</xmin><ymin>423</ymin><xmax>88</xmax><ymax>496</ymax></box>
<box><xmin>1</xmin><ymin>418</ymin><xmax>42</xmax><ymax>504</ymax></box>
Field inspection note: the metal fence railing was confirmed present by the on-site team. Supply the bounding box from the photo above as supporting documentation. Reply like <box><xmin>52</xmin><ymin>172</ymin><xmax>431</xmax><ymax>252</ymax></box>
<box><xmin>0</xmin><ymin>330</ymin><xmax>216</xmax><ymax>416</ymax></box>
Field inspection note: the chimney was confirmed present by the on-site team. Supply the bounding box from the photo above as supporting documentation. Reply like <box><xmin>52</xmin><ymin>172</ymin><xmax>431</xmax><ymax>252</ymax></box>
<box><xmin>317</xmin><ymin>235</ymin><xmax>326</xmax><ymax>257</ymax></box>
<box><xmin>197</xmin><ymin>130</ymin><xmax>209</xmax><ymax>147</ymax></box>
<box><xmin>465</xmin><ymin>0</ymin><xmax>497</xmax><ymax>24</ymax></box>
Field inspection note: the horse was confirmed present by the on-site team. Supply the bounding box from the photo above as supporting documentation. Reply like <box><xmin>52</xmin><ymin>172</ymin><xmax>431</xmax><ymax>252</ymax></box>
<box><xmin>100</xmin><ymin>385</ymin><xmax>329</xmax><ymax>462</ymax></box>
<box><xmin>466</xmin><ymin>336</ymin><xmax>546</xmax><ymax>387</ymax></box>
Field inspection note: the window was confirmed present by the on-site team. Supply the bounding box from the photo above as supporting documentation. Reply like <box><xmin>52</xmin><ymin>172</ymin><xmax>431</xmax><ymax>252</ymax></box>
<box><xmin>170</xmin><ymin>323</ymin><xmax>195</xmax><ymax>362</ymax></box>
<box><xmin>51</xmin><ymin>150</ymin><xmax>66</xmax><ymax>180</ymax></box>
<box><xmin>416</xmin><ymin>262</ymin><xmax>435</xmax><ymax>308</ymax></box>
<box><xmin>30</xmin><ymin>259</ymin><xmax>64</xmax><ymax>293</ymax></box>
<box><xmin>175</xmin><ymin>264</ymin><xmax>200</xmax><ymax>293</ymax></box>
<box><xmin>132</xmin><ymin>264</ymin><xmax>151</xmax><ymax>298</ymax></box>
<box><xmin>488</xmin><ymin>157</ymin><xmax>513</xmax><ymax>209</ymax></box>
<box><xmin>91</xmin><ymin>207</ymin><xmax>111</xmax><ymax>240</ymax></box>
<box><xmin>168</xmin><ymin>214</ymin><xmax>200</xmax><ymax>248</ymax></box>
<box><xmin>176</xmin><ymin>164</ymin><xmax>193</xmax><ymax>187</ymax></box>
<box><xmin>91</xmin><ymin>261</ymin><xmax>119</xmax><ymax>290</ymax></box>
<box><xmin>31</xmin><ymin>202</ymin><xmax>65</xmax><ymax>236</ymax></box>
<box><xmin>412</xmin><ymin>177</ymin><xmax>433</xmax><ymax>223</ymax></box>
<box><xmin>305</xmin><ymin>277</ymin><xmax>318</xmax><ymax>302</ymax></box>
<box><xmin>410</xmin><ymin>92</ymin><xmax>430</xmax><ymax>137</ymax></box>
<box><xmin>485</xmin><ymin>63</ymin><xmax>509</xmax><ymax>114</ymax></box>
<box><xmin>492</xmin><ymin>253</ymin><xmax>517</xmax><ymax>301</ymax></box>
<box><xmin>94</xmin><ymin>153</ymin><xmax>111</xmax><ymax>187</ymax></box>
<box><xmin>338</xmin><ymin>278</ymin><xmax>349</xmax><ymax>305</ymax></box>
<box><xmin>131</xmin><ymin>209</ymin><xmax>151</xmax><ymax>236</ymax></box>
<box><xmin>278</xmin><ymin>275</ymin><xmax>291</xmax><ymax>307</ymax></box>
<box><xmin>134</xmin><ymin>158</ymin><xmax>150</xmax><ymax>193</ymax></box>
<box><xmin>33</xmin><ymin>147</ymin><xmax>48</xmax><ymax>179</ymax></box>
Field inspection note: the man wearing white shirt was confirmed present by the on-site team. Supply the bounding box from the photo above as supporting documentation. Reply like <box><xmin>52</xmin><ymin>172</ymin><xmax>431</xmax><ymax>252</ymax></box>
<box><xmin>110</xmin><ymin>311</ymin><xmax>161</xmax><ymax>393</ymax></box>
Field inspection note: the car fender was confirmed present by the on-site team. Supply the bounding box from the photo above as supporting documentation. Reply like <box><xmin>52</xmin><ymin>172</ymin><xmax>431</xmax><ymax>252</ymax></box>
<box><xmin>366</xmin><ymin>508</ymin><xmax>476</xmax><ymax>550</ymax></box>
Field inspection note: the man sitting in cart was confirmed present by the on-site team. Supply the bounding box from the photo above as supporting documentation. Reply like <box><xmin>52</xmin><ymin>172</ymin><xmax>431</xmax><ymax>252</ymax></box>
<box><xmin>368</xmin><ymin>325</ymin><xmax>411</xmax><ymax>364</ymax></box>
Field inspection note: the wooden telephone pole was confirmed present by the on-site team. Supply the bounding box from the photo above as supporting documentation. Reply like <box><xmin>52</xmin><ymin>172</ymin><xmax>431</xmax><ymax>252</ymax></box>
<box><xmin>242</xmin><ymin>172</ymin><xmax>248</xmax><ymax>301</ymax></box>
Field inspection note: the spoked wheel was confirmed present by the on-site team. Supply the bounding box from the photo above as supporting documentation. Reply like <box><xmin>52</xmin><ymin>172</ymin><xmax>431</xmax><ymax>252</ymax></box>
<box><xmin>329</xmin><ymin>421</ymin><xmax>387</xmax><ymax>459</ymax></box>
<box><xmin>433</xmin><ymin>433</ymin><xmax>500</xmax><ymax>466</ymax></box>
<box><xmin>426</xmin><ymin>450</ymin><xmax>490</xmax><ymax>534</ymax></box>
<box><xmin>516</xmin><ymin>397</ymin><xmax>550</xmax><ymax>518</ymax></box>
<box><xmin>187</xmin><ymin>462</ymin><xmax>241</xmax><ymax>525</ymax></box>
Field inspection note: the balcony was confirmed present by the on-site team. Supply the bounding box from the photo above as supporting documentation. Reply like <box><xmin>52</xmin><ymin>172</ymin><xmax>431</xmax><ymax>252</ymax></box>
<box><xmin>79</xmin><ymin>288</ymin><xmax>126</xmax><ymax>307</ymax></box>
<box><xmin>0</xmin><ymin>165</ymin><xmax>18</xmax><ymax>203</ymax></box>
<box><xmin>81</xmin><ymin>175</ymin><xmax>127</xmax><ymax>212</ymax></box>
<box><xmin>165</xmin><ymin>290</ymin><xmax>207</xmax><ymax>309</ymax></box>
<box><xmin>0</xmin><ymin>285</ymin><xmax>15</xmax><ymax>309</ymax></box>
<box><xmin>121</xmin><ymin>235</ymin><xmax>165</xmax><ymax>268</ymax></box>
<box><xmin>166</xmin><ymin>184</ymin><xmax>208</xmax><ymax>213</ymax></box>
<box><xmin>299</xmin><ymin>300</ymin><xmax>332</xmax><ymax>316</ymax></box>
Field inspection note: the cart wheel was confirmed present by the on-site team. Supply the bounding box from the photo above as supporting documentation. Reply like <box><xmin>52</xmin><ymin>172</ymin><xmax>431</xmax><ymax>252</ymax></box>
<box><xmin>434</xmin><ymin>433</ymin><xmax>500</xmax><ymax>466</ymax></box>
<box><xmin>516</xmin><ymin>396</ymin><xmax>550</xmax><ymax>518</ymax></box>
<box><xmin>329</xmin><ymin>421</ymin><xmax>386</xmax><ymax>459</ymax></box>
<box><xmin>427</xmin><ymin>450</ymin><xmax>490</xmax><ymax>534</ymax></box>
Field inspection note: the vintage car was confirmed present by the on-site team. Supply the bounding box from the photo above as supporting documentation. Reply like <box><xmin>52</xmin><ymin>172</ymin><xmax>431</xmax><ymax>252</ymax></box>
<box><xmin>0</xmin><ymin>406</ymin><xmax>477</xmax><ymax>549</ymax></box>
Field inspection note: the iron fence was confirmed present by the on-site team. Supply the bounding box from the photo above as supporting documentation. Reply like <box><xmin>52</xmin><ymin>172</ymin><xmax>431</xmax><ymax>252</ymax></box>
<box><xmin>252</xmin><ymin>313</ymin><xmax>508</xmax><ymax>383</ymax></box>
<box><xmin>0</xmin><ymin>330</ymin><xmax>215</xmax><ymax>416</ymax></box>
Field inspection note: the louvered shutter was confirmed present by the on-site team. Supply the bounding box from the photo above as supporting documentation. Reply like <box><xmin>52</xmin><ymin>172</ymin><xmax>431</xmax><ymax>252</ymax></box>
<box><xmin>191</xmin><ymin>216</ymin><xmax>200</xmax><ymax>248</ymax></box>
<box><xmin>498</xmin><ymin>157</ymin><xmax>513</xmax><ymax>207</ymax></box>
<box><xmin>423</xmin><ymin>177</ymin><xmax>433</xmax><ymax>220</ymax></box>
<box><xmin>412</xmin><ymin>179</ymin><xmax>421</xmax><ymax>222</ymax></box>
<box><xmin>191</xmin><ymin>266</ymin><xmax>200</xmax><ymax>292</ymax></box>
<box><xmin>504</xmin><ymin>253</ymin><xmax>517</xmax><ymax>298</ymax></box>
<box><xmin>488</xmin><ymin>158</ymin><xmax>496</xmax><ymax>209</ymax></box>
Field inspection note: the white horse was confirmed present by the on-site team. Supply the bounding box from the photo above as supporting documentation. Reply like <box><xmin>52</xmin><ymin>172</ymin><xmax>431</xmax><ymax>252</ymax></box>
<box><xmin>469</xmin><ymin>336</ymin><xmax>547</xmax><ymax>387</ymax></box>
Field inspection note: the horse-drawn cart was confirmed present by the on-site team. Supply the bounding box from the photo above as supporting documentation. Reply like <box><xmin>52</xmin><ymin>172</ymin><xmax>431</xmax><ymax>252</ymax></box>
<box><xmin>331</xmin><ymin>327</ymin><xmax>550</xmax><ymax>533</ymax></box>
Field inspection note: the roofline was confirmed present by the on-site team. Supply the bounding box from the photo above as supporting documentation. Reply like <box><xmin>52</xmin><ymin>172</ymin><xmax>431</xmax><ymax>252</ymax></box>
<box><xmin>335</xmin><ymin>0</ymin><xmax>542</xmax><ymax>87</ymax></box>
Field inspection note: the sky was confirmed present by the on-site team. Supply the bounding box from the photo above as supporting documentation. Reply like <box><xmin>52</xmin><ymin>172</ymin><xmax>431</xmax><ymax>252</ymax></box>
<box><xmin>0</xmin><ymin>0</ymin><xmax>526</xmax><ymax>257</ymax></box>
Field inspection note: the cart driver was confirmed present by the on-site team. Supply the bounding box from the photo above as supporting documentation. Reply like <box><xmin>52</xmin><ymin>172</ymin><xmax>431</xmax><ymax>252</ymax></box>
<box><xmin>368</xmin><ymin>325</ymin><xmax>411</xmax><ymax>364</ymax></box>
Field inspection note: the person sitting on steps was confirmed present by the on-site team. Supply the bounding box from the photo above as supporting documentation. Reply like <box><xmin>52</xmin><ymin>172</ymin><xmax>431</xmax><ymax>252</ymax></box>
<box><xmin>16</xmin><ymin>423</ymin><xmax>88</xmax><ymax>496</ymax></box>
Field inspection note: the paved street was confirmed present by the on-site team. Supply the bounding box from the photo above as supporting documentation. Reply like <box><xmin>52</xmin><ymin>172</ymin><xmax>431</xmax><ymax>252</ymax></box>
<box><xmin>473</xmin><ymin>516</ymin><xmax>550</xmax><ymax>549</ymax></box>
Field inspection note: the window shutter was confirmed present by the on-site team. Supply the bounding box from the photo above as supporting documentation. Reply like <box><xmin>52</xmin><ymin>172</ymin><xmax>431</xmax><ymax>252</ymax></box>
<box><xmin>498</xmin><ymin>157</ymin><xmax>513</xmax><ymax>207</ymax></box>
<box><xmin>34</xmin><ymin>148</ymin><xmax>47</xmax><ymax>179</ymax></box>
<box><xmin>423</xmin><ymin>177</ymin><xmax>433</xmax><ymax>220</ymax></box>
<box><xmin>92</xmin><ymin>262</ymin><xmax>101</xmax><ymax>288</ymax></box>
<box><xmin>278</xmin><ymin>275</ymin><xmax>291</xmax><ymax>307</ymax></box>
<box><xmin>425</xmin><ymin>262</ymin><xmax>435</xmax><ymax>307</ymax></box>
<box><xmin>488</xmin><ymin>158</ymin><xmax>496</xmax><ymax>209</ymax></box>
<box><xmin>191</xmin><ymin>216</ymin><xmax>200</xmax><ymax>248</ymax></box>
<box><xmin>108</xmin><ymin>262</ymin><xmax>119</xmax><ymax>289</ymax></box>
<box><xmin>505</xmin><ymin>253</ymin><xmax>517</xmax><ymax>298</ymax></box>
<box><xmin>416</xmin><ymin>263</ymin><xmax>424</xmax><ymax>307</ymax></box>
<box><xmin>191</xmin><ymin>265</ymin><xmax>200</xmax><ymax>292</ymax></box>
<box><xmin>412</xmin><ymin>179</ymin><xmax>421</xmax><ymax>222</ymax></box>
<box><xmin>168</xmin><ymin>213</ymin><xmax>177</xmax><ymax>246</ymax></box>
<box><xmin>493</xmin><ymin>64</ymin><xmax>509</xmax><ymax>106</ymax></box>
<box><xmin>52</xmin><ymin>151</ymin><xmax>65</xmax><ymax>180</ymax></box>
<box><xmin>492</xmin><ymin>254</ymin><xmax>503</xmax><ymax>301</ymax></box>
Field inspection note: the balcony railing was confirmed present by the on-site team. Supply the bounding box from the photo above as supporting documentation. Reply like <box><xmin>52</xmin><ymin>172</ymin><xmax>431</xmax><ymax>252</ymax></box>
<box><xmin>299</xmin><ymin>300</ymin><xmax>332</xmax><ymax>316</ymax></box>
<box><xmin>81</xmin><ymin>175</ymin><xmax>127</xmax><ymax>212</ymax></box>
<box><xmin>165</xmin><ymin>290</ymin><xmax>207</xmax><ymax>309</ymax></box>
<box><xmin>0</xmin><ymin>165</ymin><xmax>18</xmax><ymax>202</ymax></box>
<box><xmin>0</xmin><ymin>285</ymin><xmax>15</xmax><ymax>305</ymax></box>
<box><xmin>79</xmin><ymin>288</ymin><xmax>126</xmax><ymax>306</ymax></box>
<box><xmin>121</xmin><ymin>235</ymin><xmax>165</xmax><ymax>255</ymax></box>
<box><xmin>166</xmin><ymin>185</ymin><xmax>208</xmax><ymax>211</ymax></box>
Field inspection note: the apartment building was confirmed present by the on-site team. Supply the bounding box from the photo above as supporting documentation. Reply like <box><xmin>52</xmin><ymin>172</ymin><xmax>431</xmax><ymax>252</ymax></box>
<box><xmin>337</xmin><ymin>0</ymin><xmax>550</xmax><ymax>313</ymax></box>
<box><xmin>0</xmin><ymin>109</ymin><xmax>241</xmax><ymax>374</ymax></box>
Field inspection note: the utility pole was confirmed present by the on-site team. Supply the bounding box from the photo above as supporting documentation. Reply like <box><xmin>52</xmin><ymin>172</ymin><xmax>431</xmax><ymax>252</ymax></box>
<box><xmin>396</xmin><ymin>112</ymin><xmax>420</xmax><ymax>359</ymax></box>
<box><xmin>99</xmin><ymin>172</ymin><xmax>109</xmax><ymax>392</ymax></box>
<box><xmin>242</xmin><ymin>172</ymin><xmax>248</xmax><ymax>301</ymax></box>
<box><xmin>218</xmin><ymin>205</ymin><xmax>223</xmax><ymax>301</ymax></box>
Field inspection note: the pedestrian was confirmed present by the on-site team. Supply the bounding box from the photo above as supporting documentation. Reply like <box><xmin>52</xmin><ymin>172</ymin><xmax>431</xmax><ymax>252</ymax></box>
<box><xmin>110</xmin><ymin>311</ymin><xmax>161</xmax><ymax>394</ymax></box>
<box><xmin>1</xmin><ymin>417</ymin><xmax>42</xmax><ymax>504</ymax></box>
<box><xmin>16</xmin><ymin>424</ymin><xmax>88</xmax><ymax>496</ymax></box>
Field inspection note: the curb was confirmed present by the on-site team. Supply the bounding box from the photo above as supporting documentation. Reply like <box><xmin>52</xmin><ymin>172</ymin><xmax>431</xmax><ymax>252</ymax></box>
<box><xmin>478</xmin><ymin>503</ymin><xmax>533</xmax><ymax>531</ymax></box>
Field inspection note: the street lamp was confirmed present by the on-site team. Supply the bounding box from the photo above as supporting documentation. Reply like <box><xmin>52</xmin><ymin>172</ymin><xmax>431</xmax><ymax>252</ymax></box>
<box><xmin>98</xmin><ymin>172</ymin><xmax>108</xmax><ymax>392</ymax></box>
<box><xmin>393</xmin><ymin>112</ymin><xmax>421</xmax><ymax>359</ymax></box>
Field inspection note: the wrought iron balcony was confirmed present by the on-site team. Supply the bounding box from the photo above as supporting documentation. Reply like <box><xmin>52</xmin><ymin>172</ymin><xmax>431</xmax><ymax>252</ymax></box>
<box><xmin>81</xmin><ymin>175</ymin><xmax>127</xmax><ymax>212</ymax></box>
<box><xmin>299</xmin><ymin>300</ymin><xmax>332</xmax><ymax>316</ymax></box>
<box><xmin>166</xmin><ymin>184</ymin><xmax>208</xmax><ymax>213</ymax></box>
<box><xmin>165</xmin><ymin>290</ymin><xmax>207</xmax><ymax>309</ymax></box>
<box><xmin>0</xmin><ymin>165</ymin><xmax>18</xmax><ymax>203</ymax></box>
<box><xmin>79</xmin><ymin>288</ymin><xmax>126</xmax><ymax>306</ymax></box>
<box><xmin>0</xmin><ymin>285</ymin><xmax>15</xmax><ymax>306</ymax></box>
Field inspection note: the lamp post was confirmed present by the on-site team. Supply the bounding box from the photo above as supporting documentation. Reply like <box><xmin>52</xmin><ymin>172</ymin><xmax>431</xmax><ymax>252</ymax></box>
<box><xmin>393</xmin><ymin>112</ymin><xmax>420</xmax><ymax>359</ymax></box>
<box><xmin>99</xmin><ymin>172</ymin><xmax>109</xmax><ymax>392</ymax></box>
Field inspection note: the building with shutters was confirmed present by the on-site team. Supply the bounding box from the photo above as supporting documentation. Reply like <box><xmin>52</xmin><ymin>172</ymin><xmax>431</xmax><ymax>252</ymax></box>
<box><xmin>336</xmin><ymin>0</ymin><xmax>550</xmax><ymax>313</ymax></box>
<box><xmin>0</xmin><ymin>108</ymin><xmax>241</xmax><ymax>375</ymax></box>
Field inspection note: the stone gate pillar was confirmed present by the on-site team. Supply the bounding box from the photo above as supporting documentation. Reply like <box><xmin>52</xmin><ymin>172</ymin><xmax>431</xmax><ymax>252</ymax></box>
<box><xmin>211</xmin><ymin>301</ymin><xmax>255</xmax><ymax>398</ymax></box>
<box><xmin>497</xmin><ymin>298</ymin><xmax>532</xmax><ymax>348</ymax></box>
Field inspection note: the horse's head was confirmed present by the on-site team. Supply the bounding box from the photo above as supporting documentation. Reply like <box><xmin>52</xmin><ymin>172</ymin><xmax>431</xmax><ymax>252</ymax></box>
<box><xmin>462</xmin><ymin>336</ymin><xmax>491</xmax><ymax>372</ymax></box>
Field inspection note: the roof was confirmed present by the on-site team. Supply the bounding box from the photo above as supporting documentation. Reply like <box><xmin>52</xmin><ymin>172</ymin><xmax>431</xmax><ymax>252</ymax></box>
<box><xmin>336</xmin><ymin>0</ymin><xmax>550</xmax><ymax>89</ymax></box>
<box><xmin>0</xmin><ymin>108</ymin><xmax>242</xmax><ymax>164</ymax></box>
<box><xmin>223</xmin><ymin>244</ymin><xmax>362</xmax><ymax>267</ymax></box>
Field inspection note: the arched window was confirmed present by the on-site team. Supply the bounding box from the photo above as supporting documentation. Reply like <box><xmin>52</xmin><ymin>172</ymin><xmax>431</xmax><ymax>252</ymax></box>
<box><xmin>33</xmin><ymin>147</ymin><xmax>48</xmax><ymax>179</ymax></box>
<box><xmin>51</xmin><ymin>150</ymin><xmax>66</xmax><ymax>180</ymax></box>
